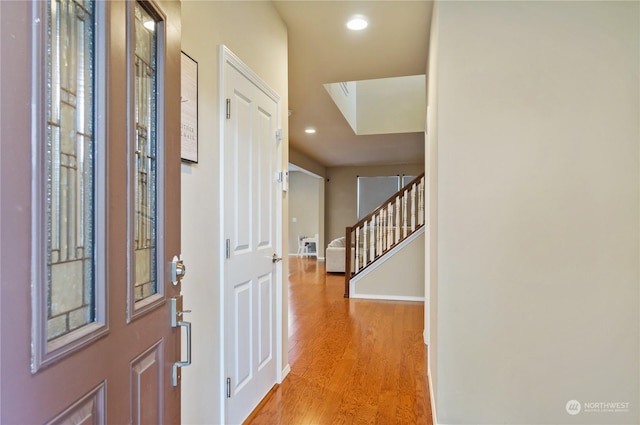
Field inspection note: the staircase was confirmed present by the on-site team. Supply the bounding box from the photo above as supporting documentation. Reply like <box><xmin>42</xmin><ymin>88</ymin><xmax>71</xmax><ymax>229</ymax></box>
<box><xmin>344</xmin><ymin>173</ymin><xmax>425</xmax><ymax>297</ymax></box>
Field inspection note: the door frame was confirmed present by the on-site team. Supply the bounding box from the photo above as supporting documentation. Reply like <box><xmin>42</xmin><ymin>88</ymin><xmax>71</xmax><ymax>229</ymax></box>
<box><xmin>217</xmin><ymin>44</ymin><xmax>284</xmax><ymax>423</ymax></box>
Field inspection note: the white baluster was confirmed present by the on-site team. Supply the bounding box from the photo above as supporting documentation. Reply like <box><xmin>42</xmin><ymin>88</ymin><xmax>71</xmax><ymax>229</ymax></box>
<box><xmin>411</xmin><ymin>184</ymin><xmax>417</xmax><ymax>232</ymax></box>
<box><xmin>375</xmin><ymin>213</ymin><xmax>380</xmax><ymax>258</ymax></box>
<box><xmin>354</xmin><ymin>227</ymin><xmax>360</xmax><ymax>273</ymax></box>
<box><xmin>402</xmin><ymin>192</ymin><xmax>408</xmax><ymax>239</ymax></box>
<box><xmin>387</xmin><ymin>203</ymin><xmax>393</xmax><ymax>250</ymax></box>
<box><xmin>419</xmin><ymin>177</ymin><xmax>425</xmax><ymax>226</ymax></box>
<box><xmin>362</xmin><ymin>221</ymin><xmax>368</xmax><ymax>268</ymax></box>
<box><xmin>378</xmin><ymin>212</ymin><xmax>383</xmax><ymax>255</ymax></box>
<box><xmin>395</xmin><ymin>196</ymin><xmax>401</xmax><ymax>244</ymax></box>
<box><xmin>379</xmin><ymin>209</ymin><xmax>384</xmax><ymax>254</ymax></box>
<box><xmin>370</xmin><ymin>217</ymin><xmax>375</xmax><ymax>263</ymax></box>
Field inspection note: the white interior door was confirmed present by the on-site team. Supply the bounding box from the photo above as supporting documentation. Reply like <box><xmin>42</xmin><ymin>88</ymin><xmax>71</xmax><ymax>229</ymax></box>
<box><xmin>221</xmin><ymin>46</ymin><xmax>282</xmax><ymax>425</ymax></box>
<box><xmin>0</xmin><ymin>1</ymin><xmax>183</xmax><ymax>423</ymax></box>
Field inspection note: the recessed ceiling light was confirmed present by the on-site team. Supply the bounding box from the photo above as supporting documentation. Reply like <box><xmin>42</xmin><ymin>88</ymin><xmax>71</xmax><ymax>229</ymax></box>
<box><xmin>305</xmin><ymin>128</ymin><xmax>316</xmax><ymax>134</ymax></box>
<box><xmin>347</xmin><ymin>17</ymin><xmax>368</xmax><ymax>31</ymax></box>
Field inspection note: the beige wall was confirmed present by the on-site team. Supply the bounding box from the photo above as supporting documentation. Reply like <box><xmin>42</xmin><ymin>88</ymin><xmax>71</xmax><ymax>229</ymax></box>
<box><xmin>180</xmin><ymin>2</ymin><xmax>288</xmax><ymax>424</ymax></box>
<box><xmin>325</xmin><ymin>164</ymin><xmax>424</xmax><ymax>244</ymax></box>
<box><xmin>429</xmin><ymin>1</ymin><xmax>639</xmax><ymax>424</ymax></box>
<box><xmin>289</xmin><ymin>171</ymin><xmax>324</xmax><ymax>257</ymax></box>
<box><xmin>351</xmin><ymin>231</ymin><xmax>425</xmax><ymax>299</ymax></box>
<box><xmin>289</xmin><ymin>146</ymin><xmax>326</xmax><ymax>178</ymax></box>
<box><xmin>356</xmin><ymin>75</ymin><xmax>426</xmax><ymax>135</ymax></box>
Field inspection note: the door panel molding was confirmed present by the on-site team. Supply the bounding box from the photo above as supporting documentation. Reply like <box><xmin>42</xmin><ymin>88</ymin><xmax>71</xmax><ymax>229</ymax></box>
<box><xmin>46</xmin><ymin>381</ymin><xmax>106</xmax><ymax>425</ymax></box>
<box><xmin>130</xmin><ymin>340</ymin><xmax>164</xmax><ymax>425</ymax></box>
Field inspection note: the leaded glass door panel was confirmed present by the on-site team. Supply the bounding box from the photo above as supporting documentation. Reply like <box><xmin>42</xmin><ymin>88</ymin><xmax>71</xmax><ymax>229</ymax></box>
<box><xmin>0</xmin><ymin>1</ymin><xmax>183</xmax><ymax>423</ymax></box>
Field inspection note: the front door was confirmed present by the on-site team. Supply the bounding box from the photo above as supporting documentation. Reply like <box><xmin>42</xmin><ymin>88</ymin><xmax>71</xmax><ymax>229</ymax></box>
<box><xmin>0</xmin><ymin>1</ymin><xmax>183</xmax><ymax>423</ymax></box>
<box><xmin>221</xmin><ymin>46</ymin><xmax>282</xmax><ymax>424</ymax></box>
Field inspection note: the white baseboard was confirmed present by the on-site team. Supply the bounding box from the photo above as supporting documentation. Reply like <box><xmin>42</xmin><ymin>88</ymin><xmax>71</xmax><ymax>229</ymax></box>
<box><xmin>349</xmin><ymin>293</ymin><xmax>425</xmax><ymax>302</ymax></box>
<box><xmin>280</xmin><ymin>363</ymin><xmax>291</xmax><ymax>382</ymax></box>
<box><xmin>428</xmin><ymin>354</ymin><xmax>437</xmax><ymax>425</ymax></box>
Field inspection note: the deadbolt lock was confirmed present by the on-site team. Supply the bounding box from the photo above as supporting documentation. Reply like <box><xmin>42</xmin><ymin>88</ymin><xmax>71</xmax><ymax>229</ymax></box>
<box><xmin>169</xmin><ymin>255</ymin><xmax>186</xmax><ymax>285</ymax></box>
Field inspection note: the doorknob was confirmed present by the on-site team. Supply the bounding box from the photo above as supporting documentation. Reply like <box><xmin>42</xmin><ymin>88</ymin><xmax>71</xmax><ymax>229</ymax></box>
<box><xmin>272</xmin><ymin>253</ymin><xmax>282</xmax><ymax>263</ymax></box>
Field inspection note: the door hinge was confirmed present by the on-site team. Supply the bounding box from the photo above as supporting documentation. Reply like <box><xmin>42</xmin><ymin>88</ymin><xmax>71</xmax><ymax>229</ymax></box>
<box><xmin>226</xmin><ymin>377</ymin><xmax>231</xmax><ymax>398</ymax></box>
<box><xmin>225</xmin><ymin>239</ymin><xmax>230</xmax><ymax>259</ymax></box>
<box><xmin>226</xmin><ymin>98</ymin><xmax>231</xmax><ymax>119</ymax></box>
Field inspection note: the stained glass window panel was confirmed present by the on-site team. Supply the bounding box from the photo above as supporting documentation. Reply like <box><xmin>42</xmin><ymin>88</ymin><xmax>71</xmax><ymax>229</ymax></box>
<box><xmin>133</xmin><ymin>2</ymin><xmax>158</xmax><ymax>302</ymax></box>
<box><xmin>46</xmin><ymin>0</ymin><xmax>96</xmax><ymax>341</ymax></box>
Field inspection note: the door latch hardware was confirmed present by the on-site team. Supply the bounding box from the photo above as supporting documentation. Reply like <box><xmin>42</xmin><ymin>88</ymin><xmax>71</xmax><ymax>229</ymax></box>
<box><xmin>272</xmin><ymin>253</ymin><xmax>282</xmax><ymax>263</ymax></box>
<box><xmin>171</xmin><ymin>297</ymin><xmax>192</xmax><ymax>386</ymax></box>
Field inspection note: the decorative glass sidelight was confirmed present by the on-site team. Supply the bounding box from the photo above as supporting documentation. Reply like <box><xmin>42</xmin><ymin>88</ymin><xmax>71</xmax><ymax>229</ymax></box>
<box><xmin>46</xmin><ymin>0</ymin><xmax>96</xmax><ymax>341</ymax></box>
<box><xmin>133</xmin><ymin>2</ymin><xmax>159</xmax><ymax>302</ymax></box>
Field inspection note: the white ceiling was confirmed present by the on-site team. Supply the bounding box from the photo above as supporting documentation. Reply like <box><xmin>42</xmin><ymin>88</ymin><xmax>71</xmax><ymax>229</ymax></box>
<box><xmin>273</xmin><ymin>1</ymin><xmax>433</xmax><ymax>168</ymax></box>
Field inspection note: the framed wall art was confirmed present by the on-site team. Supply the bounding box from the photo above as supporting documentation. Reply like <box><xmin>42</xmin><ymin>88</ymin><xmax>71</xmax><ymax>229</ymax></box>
<box><xmin>181</xmin><ymin>51</ymin><xmax>198</xmax><ymax>163</ymax></box>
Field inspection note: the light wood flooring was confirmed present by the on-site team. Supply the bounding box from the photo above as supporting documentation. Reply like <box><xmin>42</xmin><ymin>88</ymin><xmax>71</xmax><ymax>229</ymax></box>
<box><xmin>245</xmin><ymin>257</ymin><xmax>433</xmax><ymax>424</ymax></box>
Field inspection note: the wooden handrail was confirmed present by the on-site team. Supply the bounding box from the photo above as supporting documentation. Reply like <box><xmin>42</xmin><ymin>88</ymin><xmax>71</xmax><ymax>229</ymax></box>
<box><xmin>344</xmin><ymin>173</ymin><xmax>426</xmax><ymax>298</ymax></box>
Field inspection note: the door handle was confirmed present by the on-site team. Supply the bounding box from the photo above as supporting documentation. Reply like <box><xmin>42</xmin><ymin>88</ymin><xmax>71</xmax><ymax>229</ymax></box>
<box><xmin>170</xmin><ymin>297</ymin><xmax>192</xmax><ymax>386</ymax></box>
<box><xmin>272</xmin><ymin>253</ymin><xmax>282</xmax><ymax>263</ymax></box>
<box><xmin>172</xmin><ymin>320</ymin><xmax>191</xmax><ymax>387</ymax></box>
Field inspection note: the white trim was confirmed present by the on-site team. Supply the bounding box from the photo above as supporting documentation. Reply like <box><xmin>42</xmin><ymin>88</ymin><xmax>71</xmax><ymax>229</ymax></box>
<box><xmin>217</xmin><ymin>43</ymin><xmax>227</xmax><ymax>425</ymax></box>
<box><xmin>350</xmin><ymin>226</ymin><xmax>425</xmax><ymax>285</ymax></box>
<box><xmin>428</xmin><ymin>360</ymin><xmax>438</xmax><ymax>425</ymax></box>
<box><xmin>288</xmin><ymin>163</ymin><xmax>322</xmax><ymax>179</ymax></box>
<box><xmin>349</xmin><ymin>293</ymin><xmax>425</xmax><ymax>302</ymax></box>
<box><xmin>280</xmin><ymin>363</ymin><xmax>291</xmax><ymax>382</ymax></box>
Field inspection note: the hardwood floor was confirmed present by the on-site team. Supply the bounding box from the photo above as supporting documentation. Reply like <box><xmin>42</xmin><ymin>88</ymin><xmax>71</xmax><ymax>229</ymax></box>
<box><xmin>245</xmin><ymin>257</ymin><xmax>432</xmax><ymax>425</ymax></box>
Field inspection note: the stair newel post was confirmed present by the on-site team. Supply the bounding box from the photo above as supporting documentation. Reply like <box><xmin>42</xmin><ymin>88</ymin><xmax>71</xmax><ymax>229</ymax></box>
<box><xmin>354</xmin><ymin>226</ymin><xmax>360</xmax><ymax>273</ymax></box>
<box><xmin>344</xmin><ymin>226</ymin><xmax>352</xmax><ymax>298</ymax></box>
